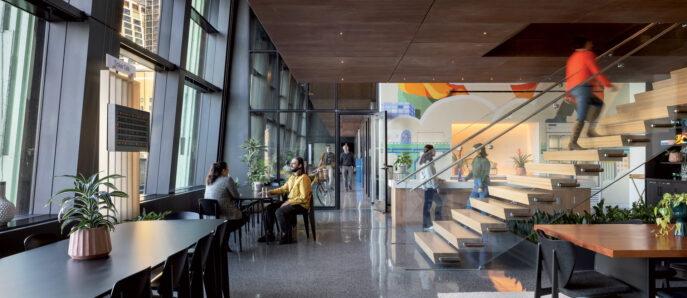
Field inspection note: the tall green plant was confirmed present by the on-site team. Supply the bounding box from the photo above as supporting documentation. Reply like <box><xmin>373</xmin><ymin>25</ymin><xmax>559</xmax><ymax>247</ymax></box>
<box><xmin>46</xmin><ymin>173</ymin><xmax>127</xmax><ymax>234</ymax></box>
<box><xmin>241</xmin><ymin>138</ymin><xmax>270</xmax><ymax>184</ymax></box>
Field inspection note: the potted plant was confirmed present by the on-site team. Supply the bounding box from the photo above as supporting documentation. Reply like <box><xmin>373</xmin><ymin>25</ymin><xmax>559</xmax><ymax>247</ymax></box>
<box><xmin>46</xmin><ymin>173</ymin><xmax>127</xmax><ymax>260</ymax></box>
<box><xmin>512</xmin><ymin>148</ymin><xmax>532</xmax><ymax>175</ymax></box>
<box><xmin>667</xmin><ymin>147</ymin><xmax>683</xmax><ymax>162</ymax></box>
<box><xmin>394</xmin><ymin>152</ymin><xmax>413</xmax><ymax>173</ymax></box>
<box><xmin>655</xmin><ymin>193</ymin><xmax>687</xmax><ymax>237</ymax></box>
<box><xmin>241</xmin><ymin>138</ymin><xmax>269</xmax><ymax>190</ymax></box>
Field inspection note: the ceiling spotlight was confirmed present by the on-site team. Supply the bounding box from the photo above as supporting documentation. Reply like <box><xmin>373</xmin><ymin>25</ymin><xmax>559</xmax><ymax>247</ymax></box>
<box><xmin>340</xmin><ymin>77</ymin><xmax>345</xmax><ymax>81</ymax></box>
<box><xmin>490</xmin><ymin>76</ymin><xmax>494</xmax><ymax>81</ymax></box>
<box><xmin>340</xmin><ymin>60</ymin><xmax>344</xmax><ymax>64</ymax></box>
<box><xmin>339</xmin><ymin>31</ymin><xmax>343</xmax><ymax>37</ymax></box>
<box><xmin>461</xmin><ymin>77</ymin><xmax>465</xmax><ymax>81</ymax></box>
<box><xmin>519</xmin><ymin>77</ymin><xmax>523</xmax><ymax>81</ymax></box>
<box><xmin>483</xmin><ymin>31</ymin><xmax>488</xmax><ymax>36</ymax></box>
<box><xmin>451</xmin><ymin>60</ymin><xmax>455</xmax><ymax>64</ymax></box>
<box><xmin>403</xmin><ymin>76</ymin><xmax>406</xmax><ymax>81</ymax></box>
<box><xmin>432</xmin><ymin>76</ymin><xmax>436</xmax><ymax>81</ymax></box>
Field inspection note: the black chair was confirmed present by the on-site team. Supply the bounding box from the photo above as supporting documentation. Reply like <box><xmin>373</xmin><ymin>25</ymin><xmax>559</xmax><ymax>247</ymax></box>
<box><xmin>655</xmin><ymin>264</ymin><xmax>687</xmax><ymax>297</ymax></box>
<box><xmin>152</xmin><ymin>248</ymin><xmax>191</xmax><ymax>298</ymax></box>
<box><xmin>110</xmin><ymin>267</ymin><xmax>152</xmax><ymax>298</ymax></box>
<box><xmin>23</xmin><ymin>233</ymin><xmax>58</xmax><ymax>250</ymax></box>
<box><xmin>205</xmin><ymin>222</ymin><xmax>228</xmax><ymax>298</ymax></box>
<box><xmin>295</xmin><ymin>201</ymin><xmax>316</xmax><ymax>241</ymax></box>
<box><xmin>199</xmin><ymin>199</ymin><xmax>219</xmax><ymax>219</ymax></box>
<box><xmin>189</xmin><ymin>233</ymin><xmax>214</xmax><ymax>298</ymax></box>
<box><xmin>535</xmin><ymin>229</ymin><xmax>631</xmax><ymax>298</ymax></box>
<box><xmin>164</xmin><ymin>211</ymin><xmax>200</xmax><ymax>220</ymax></box>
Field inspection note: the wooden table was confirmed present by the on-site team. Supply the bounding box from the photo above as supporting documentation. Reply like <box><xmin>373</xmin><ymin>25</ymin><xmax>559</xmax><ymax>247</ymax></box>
<box><xmin>0</xmin><ymin>219</ymin><xmax>224</xmax><ymax>298</ymax></box>
<box><xmin>535</xmin><ymin>224</ymin><xmax>687</xmax><ymax>297</ymax></box>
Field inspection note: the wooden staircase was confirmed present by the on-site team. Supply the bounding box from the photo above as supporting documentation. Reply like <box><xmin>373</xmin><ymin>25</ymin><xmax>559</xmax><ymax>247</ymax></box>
<box><xmin>413</xmin><ymin>66</ymin><xmax>687</xmax><ymax>265</ymax></box>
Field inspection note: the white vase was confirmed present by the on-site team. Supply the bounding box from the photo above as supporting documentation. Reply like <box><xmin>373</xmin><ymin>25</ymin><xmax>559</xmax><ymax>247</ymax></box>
<box><xmin>253</xmin><ymin>181</ymin><xmax>264</xmax><ymax>191</ymax></box>
<box><xmin>0</xmin><ymin>182</ymin><xmax>16</xmax><ymax>225</ymax></box>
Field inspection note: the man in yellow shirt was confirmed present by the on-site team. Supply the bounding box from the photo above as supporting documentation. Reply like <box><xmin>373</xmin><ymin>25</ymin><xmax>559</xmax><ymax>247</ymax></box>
<box><xmin>258</xmin><ymin>157</ymin><xmax>311</xmax><ymax>244</ymax></box>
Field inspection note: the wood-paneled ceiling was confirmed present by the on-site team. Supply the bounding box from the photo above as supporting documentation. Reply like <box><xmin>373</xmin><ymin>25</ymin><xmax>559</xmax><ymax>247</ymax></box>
<box><xmin>248</xmin><ymin>0</ymin><xmax>687</xmax><ymax>83</ymax></box>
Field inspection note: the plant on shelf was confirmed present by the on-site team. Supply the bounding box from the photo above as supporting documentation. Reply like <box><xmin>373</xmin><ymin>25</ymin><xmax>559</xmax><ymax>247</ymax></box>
<box><xmin>131</xmin><ymin>208</ymin><xmax>171</xmax><ymax>221</ymax></box>
<box><xmin>241</xmin><ymin>138</ymin><xmax>270</xmax><ymax>190</ymax></box>
<box><xmin>666</xmin><ymin>147</ymin><xmax>684</xmax><ymax>162</ymax></box>
<box><xmin>655</xmin><ymin>193</ymin><xmax>687</xmax><ymax>237</ymax></box>
<box><xmin>46</xmin><ymin>173</ymin><xmax>127</xmax><ymax>260</ymax></box>
<box><xmin>511</xmin><ymin>148</ymin><xmax>532</xmax><ymax>175</ymax></box>
<box><xmin>393</xmin><ymin>152</ymin><xmax>413</xmax><ymax>172</ymax></box>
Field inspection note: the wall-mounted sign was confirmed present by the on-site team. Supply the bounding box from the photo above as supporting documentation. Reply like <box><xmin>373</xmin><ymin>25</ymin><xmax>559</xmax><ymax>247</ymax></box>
<box><xmin>107</xmin><ymin>104</ymin><xmax>150</xmax><ymax>152</ymax></box>
<box><xmin>105</xmin><ymin>54</ymin><xmax>136</xmax><ymax>77</ymax></box>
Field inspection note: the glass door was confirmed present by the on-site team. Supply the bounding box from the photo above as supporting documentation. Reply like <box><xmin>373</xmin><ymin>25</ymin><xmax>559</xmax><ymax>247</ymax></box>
<box><xmin>370</xmin><ymin>111</ymin><xmax>388</xmax><ymax>211</ymax></box>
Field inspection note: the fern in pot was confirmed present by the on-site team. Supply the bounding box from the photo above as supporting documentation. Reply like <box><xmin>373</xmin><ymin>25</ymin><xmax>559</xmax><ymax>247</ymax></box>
<box><xmin>46</xmin><ymin>173</ymin><xmax>127</xmax><ymax>260</ymax></box>
<box><xmin>394</xmin><ymin>152</ymin><xmax>413</xmax><ymax>173</ymax></box>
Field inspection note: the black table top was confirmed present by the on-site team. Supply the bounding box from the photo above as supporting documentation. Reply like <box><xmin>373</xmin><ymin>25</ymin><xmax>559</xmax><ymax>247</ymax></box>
<box><xmin>237</xmin><ymin>185</ymin><xmax>277</xmax><ymax>200</ymax></box>
<box><xmin>0</xmin><ymin>219</ymin><xmax>225</xmax><ymax>298</ymax></box>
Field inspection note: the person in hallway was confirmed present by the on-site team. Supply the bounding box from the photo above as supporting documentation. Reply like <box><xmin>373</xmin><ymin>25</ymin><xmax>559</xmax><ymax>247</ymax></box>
<box><xmin>257</xmin><ymin>157</ymin><xmax>311</xmax><ymax>244</ymax></box>
<box><xmin>319</xmin><ymin>144</ymin><xmax>335</xmax><ymax>190</ymax></box>
<box><xmin>463</xmin><ymin>143</ymin><xmax>491</xmax><ymax>209</ymax></box>
<box><xmin>566</xmin><ymin>37</ymin><xmax>617</xmax><ymax>150</ymax></box>
<box><xmin>419</xmin><ymin>144</ymin><xmax>442</xmax><ymax>231</ymax></box>
<box><xmin>204</xmin><ymin>162</ymin><xmax>247</xmax><ymax>236</ymax></box>
<box><xmin>340</xmin><ymin>143</ymin><xmax>355</xmax><ymax>191</ymax></box>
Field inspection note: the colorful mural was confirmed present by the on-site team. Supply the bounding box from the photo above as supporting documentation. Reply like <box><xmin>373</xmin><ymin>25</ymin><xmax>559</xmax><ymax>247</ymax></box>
<box><xmin>390</xmin><ymin>82</ymin><xmax>541</xmax><ymax>119</ymax></box>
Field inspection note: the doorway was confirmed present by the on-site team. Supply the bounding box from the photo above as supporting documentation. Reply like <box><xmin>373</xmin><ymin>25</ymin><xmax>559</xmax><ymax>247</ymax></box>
<box><xmin>337</xmin><ymin>112</ymin><xmax>387</xmax><ymax>211</ymax></box>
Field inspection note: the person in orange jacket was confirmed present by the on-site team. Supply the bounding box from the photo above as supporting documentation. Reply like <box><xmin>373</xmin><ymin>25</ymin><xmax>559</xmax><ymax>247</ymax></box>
<box><xmin>566</xmin><ymin>37</ymin><xmax>617</xmax><ymax>150</ymax></box>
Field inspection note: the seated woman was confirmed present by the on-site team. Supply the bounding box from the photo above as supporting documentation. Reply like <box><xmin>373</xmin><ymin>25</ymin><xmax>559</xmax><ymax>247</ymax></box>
<box><xmin>204</xmin><ymin>162</ymin><xmax>246</xmax><ymax>231</ymax></box>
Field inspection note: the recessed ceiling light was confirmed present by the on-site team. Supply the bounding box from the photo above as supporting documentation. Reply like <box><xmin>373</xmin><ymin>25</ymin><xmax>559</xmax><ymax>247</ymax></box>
<box><xmin>340</xmin><ymin>77</ymin><xmax>344</xmax><ymax>81</ymax></box>
<box><xmin>403</xmin><ymin>76</ymin><xmax>406</xmax><ymax>81</ymax></box>
<box><xmin>483</xmin><ymin>31</ymin><xmax>488</xmax><ymax>36</ymax></box>
<box><xmin>490</xmin><ymin>76</ymin><xmax>494</xmax><ymax>81</ymax></box>
<box><xmin>432</xmin><ymin>76</ymin><xmax>436</xmax><ymax>81</ymax></box>
<box><xmin>339</xmin><ymin>32</ymin><xmax>343</xmax><ymax>37</ymax></box>
<box><xmin>461</xmin><ymin>77</ymin><xmax>464</xmax><ymax>81</ymax></box>
<box><xmin>340</xmin><ymin>60</ymin><xmax>344</xmax><ymax>64</ymax></box>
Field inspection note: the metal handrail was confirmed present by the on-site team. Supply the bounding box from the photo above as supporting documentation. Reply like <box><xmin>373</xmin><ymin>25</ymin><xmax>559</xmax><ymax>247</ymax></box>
<box><xmin>397</xmin><ymin>23</ymin><xmax>657</xmax><ymax>184</ymax></box>
<box><xmin>410</xmin><ymin>23</ymin><xmax>678</xmax><ymax>191</ymax></box>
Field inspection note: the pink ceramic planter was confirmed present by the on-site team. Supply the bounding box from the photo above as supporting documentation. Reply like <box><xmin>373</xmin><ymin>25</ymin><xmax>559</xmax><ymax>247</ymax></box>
<box><xmin>68</xmin><ymin>227</ymin><xmax>112</xmax><ymax>260</ymax></box>
<box><xmin>515</xmin><ymin>167</ymin><xmax>527</xmax><ymax>175</ymax></box>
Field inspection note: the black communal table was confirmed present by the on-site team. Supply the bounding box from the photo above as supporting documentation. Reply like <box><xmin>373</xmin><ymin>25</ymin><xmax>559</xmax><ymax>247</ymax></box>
<box><xmin>0</xmin><ymin>219</ymin><xmax>225</xmax><ymax>298</ymax></box>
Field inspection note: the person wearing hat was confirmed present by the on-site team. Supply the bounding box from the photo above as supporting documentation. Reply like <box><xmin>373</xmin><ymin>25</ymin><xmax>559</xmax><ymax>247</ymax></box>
<box><xmin>463</xmin><ymin>143</ymin><xmax>491</xmax><ymax>208</ymax></box>
<box><xmin>418</xmin><ymin>144</ymin><xmax>443</xmax><ymax>231</ymax></box>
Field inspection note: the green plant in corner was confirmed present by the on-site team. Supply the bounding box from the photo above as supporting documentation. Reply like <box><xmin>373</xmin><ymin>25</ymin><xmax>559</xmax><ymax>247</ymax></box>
<box><xmin>46</xmin><ymin>173</ymin><xmax>127</xmax><ymax>234</ymax></box>
<box><xmin>655</xmin><ymin>193</ymin><xmax>687</xmax><ymax>237</ymax></box>
<box><xmin>511</xmin><ymin>148</ymin><xmax>532</xmax><ymax>168</ymax></box>
<box><xmin>393</xmin><ymin>152</ymin><xmax>413</xmax><ymax>170</ymax></box>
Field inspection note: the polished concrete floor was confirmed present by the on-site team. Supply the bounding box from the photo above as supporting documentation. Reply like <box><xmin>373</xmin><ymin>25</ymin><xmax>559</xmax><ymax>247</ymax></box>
<box><xmin>227</xmin><ymin>184</ymin><xmax>535</xmax><ymax>297</ymax></box>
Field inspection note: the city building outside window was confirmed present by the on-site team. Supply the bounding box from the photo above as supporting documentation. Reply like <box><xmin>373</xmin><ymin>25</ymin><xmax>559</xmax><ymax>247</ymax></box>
<box><xmin>175</xmin><ymin>85</ymin><xmax>202</xmax><ymax>189</ymax></box>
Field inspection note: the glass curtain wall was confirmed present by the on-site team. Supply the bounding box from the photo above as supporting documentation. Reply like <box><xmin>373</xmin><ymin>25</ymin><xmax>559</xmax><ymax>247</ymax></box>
<box><xmin>247</xmin><ymin>12</ymin><xmax>378</xmax><ymax>208</ymax></box>
<box><xmin>0</xmin><ymin>2</ymin><xmax>44</xmax><ymax>215</ymax></box>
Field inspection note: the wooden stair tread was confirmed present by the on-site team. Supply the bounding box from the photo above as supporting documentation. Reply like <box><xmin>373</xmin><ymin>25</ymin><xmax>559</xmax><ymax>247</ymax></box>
<box><xmin>506</xmin><ymin>175</ymin><xmax>578</xmax><ymax>190</ymax></box>
<box><xmin>489</xmin><ymin>185</ymin><xmax>554</xmax><ymax>205</ymax></box>
<box><xmin>468</xmin><ymin>198</ymin><xmax>531</xmax><ymax>220</ymax></box>
<box><xmin>433</xmin><ymin>220</ymin><xmax>483</xmax><ymax>248</ymax></box>
<box><xmin>542</xmin><ymin>149</ymin><xmax>626</xmax><ymax>162</ymax></box>
<box><xmin>599</xmin><ymin>106</ymin><xmax>668</xmax><ymax>125</ymax></box>
<box><xmin>451</xmin><ymin>209</ymin><xmax>507</xmax><ymax>235</ymax></box>
<box><xmin>525</xmin><ymin>163</ymin><xmax>602</xmax><ymax>176</ymax></box>
<box><xmin>584</xmin><ymin>120</ymin><xmax>647</xmax><ymax>135</ymax></box>
<box><xmin>631</xmin><ymin>84</ymin><xmax>687</xmax><ymax>106</ymax></box>
<box><xmin>560</xmin><ymin>135</ymin><xmax>649</xmax><ymax>148</ymax></box>
<box><xmin>670</xmin><ymin>67</ymin><xmax>687</xmax><ymax>77</ymax></box>
<box><xmin>414</xmin><ymin>232</ymin><xmax>461</xmax><ymax>264</ymax></box>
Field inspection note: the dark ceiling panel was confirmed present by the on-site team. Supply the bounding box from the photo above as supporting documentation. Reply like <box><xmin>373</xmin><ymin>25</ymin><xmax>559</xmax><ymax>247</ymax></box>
<box><xmin>249</xmin><ymin>0</ymin><xmax>687</xmax><ymax>83</ymax></box>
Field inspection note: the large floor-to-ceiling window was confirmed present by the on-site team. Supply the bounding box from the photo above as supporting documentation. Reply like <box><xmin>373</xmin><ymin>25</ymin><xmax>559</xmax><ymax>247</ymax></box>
<box><xmin>0</xmin><ymin>2</ymin><xmax>44</xmax><ymax>215</ymax></box>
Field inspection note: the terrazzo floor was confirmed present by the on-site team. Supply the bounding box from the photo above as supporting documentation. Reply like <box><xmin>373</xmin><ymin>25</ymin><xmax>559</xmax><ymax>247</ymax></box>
<box><xmin>227</xmin><ymin>184</ymin><xmax>536</xmax><ymax>297</ymax></box>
